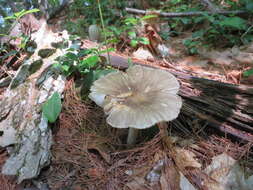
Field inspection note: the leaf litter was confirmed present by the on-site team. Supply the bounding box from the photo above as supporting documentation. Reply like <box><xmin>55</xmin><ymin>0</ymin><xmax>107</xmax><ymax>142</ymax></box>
<box><xmin>22</xmin><ymin>79</ymin><xmax>251</xmax><ymax>190</ymax></box>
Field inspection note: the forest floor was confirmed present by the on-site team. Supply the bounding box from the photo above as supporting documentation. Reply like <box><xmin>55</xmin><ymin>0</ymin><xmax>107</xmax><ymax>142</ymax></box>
<box><xmin>1</xmin><ymin>15</ymin><xmax>253</xmax><ymax>190</ymax></box>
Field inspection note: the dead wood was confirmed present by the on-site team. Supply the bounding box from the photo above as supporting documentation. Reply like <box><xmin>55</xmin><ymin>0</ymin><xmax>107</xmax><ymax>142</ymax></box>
<box><xmin>125</xmin><ymin>7</ymin><xmax>247</xmax><ymax>17</ymax></box>
<box><xmin>159</xmin><ymin>70</ymin><xmax>253</xmax><ymax>142</ymax></box>
<box><xmin>82</xmin><ymin>40</ymin><xmax>253</xmax><ymax>143</ymax></box>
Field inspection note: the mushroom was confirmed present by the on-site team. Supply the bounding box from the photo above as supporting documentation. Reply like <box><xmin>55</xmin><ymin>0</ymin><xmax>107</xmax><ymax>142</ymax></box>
<box><xmin>89</xmin><ymin>65</ymin><xmax>182</xmax><ymax>145</ymax></box>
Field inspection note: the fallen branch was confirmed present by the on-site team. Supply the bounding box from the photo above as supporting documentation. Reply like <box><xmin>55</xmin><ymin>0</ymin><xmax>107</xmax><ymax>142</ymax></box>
<box><xmin>125</xmin><ymin>7</ymin><xmax>247</xmax><ymax>17</ymax></box>
<box><xmin>82</xmin><ymin>40</ymin><xmax>253</xmax><ymax>143</ymax></box>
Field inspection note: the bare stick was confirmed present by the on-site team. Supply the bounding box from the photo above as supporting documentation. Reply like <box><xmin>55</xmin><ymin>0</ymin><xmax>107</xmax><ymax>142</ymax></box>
<box><xmin>125</xmin><ymin>7</ymin><xmax>247</xmax><ymax>17</ymax></box>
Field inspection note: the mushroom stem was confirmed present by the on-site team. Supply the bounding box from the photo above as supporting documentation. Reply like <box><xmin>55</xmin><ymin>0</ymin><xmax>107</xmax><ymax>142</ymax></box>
<box><xmin>127</xmin><ymin>128</ymin><xmax>139</xmax><ymax>145</ymax></box>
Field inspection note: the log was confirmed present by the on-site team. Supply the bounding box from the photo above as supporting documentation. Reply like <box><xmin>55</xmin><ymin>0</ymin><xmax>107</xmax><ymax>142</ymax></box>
<box><xmin>82</xmin><ymin>40</ymin><xmax>253</xmax><ymax>142</ymax></box>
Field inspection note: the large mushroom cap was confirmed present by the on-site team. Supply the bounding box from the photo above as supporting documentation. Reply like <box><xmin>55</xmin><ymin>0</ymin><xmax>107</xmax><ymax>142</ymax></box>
<box><xmin>89</xmin><ymin>65</ymin><xmax>182</xmax><ymax>129</ymax></box>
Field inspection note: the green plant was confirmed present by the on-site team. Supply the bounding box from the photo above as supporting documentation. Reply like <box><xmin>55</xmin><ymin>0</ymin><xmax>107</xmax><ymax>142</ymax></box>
<box><xmin>122</xmin><ymin>15</ymin><xmax>155</xmax><ymax>47</ymax></box>
<box><xmin>4</xmin><ymin>8</ymin><xmax>40</xmax><ymax>21</ymax></box>
<box><xmin>160</xmin><ymin>0</ymin><xmax>253</xmax><ymax>53</ymax></box>
<box><xmin>100</xmin><ymin>15</ymin><xmax>153</xmax><ymax>49</ymax></box>
<box><xmin>183</xmin><ymin>38</ymin><xmax>202</xmax><ymax>55</ymax></box>
<box><xmin>127</xmin><ymin>31</ymin><xmax>149</xmax><ymax>47</ymax></box>
<box><xmin>183</xmin><ymin>13</ymin><xmax>252</xmax><ymax>54</ymax></box>
<box><xmin>42</xmin><ymin>92</ymin><xmax>62</xmax><ymax>123</ymax></box>
<box><xmin>55</xmin><ymin>47</ymin><xmax>114</xmax><ymax>75</ymax></box>
<box><xmin>64</xmin><ymin>0</ymin><xmax>126</xmax><ymax>37</ymax></box>
<box><xmin>243</xmin><ymin>68</ymin><xmax>253</xmax><ymax>77</ymax></box>
<box><xmin>54</xmin><ymin>46</ymin><xmax>116</xmax><ymax>95</ymax></box>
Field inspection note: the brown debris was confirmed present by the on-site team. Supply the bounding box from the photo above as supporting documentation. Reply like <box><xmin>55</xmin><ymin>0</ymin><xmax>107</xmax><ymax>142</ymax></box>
<box><xmin>0</xmin><ymin>150</ymin><xmax>18</xmax><ymax>190</ymax></box>
<box><xmin>44</xmin><ymin>79</ymin><xmax>162</xmax><ymax>189</ymax></box>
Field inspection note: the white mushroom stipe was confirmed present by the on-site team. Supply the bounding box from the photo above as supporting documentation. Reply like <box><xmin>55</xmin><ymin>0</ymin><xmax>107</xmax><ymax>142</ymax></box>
<box><xmin>89</xmin><ymin>65</ymin><xmax>182</xmax><ymax>145</ymax></box>
<box><xmin>127</xmin><ymin>128</ymin><xmax>139</xmax><ymax>145</ymax></box>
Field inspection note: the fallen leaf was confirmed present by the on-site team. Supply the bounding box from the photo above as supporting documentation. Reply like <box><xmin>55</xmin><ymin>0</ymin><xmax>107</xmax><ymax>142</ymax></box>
<box><xmin>180</xmin><ymin>172</ymin><xmax>197</xmax><ymax>190</ymax></box>
<box><xmin>204</xmin><ymin>152</ymin><xmax>253</xmax><ymax>190</ymax></box>
<box><xmin>173</xmin><ymin>148</ymin><xmax>202</xmax><ymax>170</ymax></box>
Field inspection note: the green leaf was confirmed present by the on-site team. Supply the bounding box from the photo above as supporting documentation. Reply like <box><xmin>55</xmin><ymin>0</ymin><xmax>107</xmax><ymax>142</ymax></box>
<box><xmin>18</xmin><ymin>9</ymin><xmax>40</xmax><ymax>19</ymax></box>
<box><xmin>5</xmin><ymin>9</ymin><xmax>40</xmax><ymax>20</ymax></box>
<box><xmin>139</xmin><ymin>37</ymin><xmax>150</xmax><ymax>45</ymax></box>
<box><xmin>42</xmin><ymin>92</ymin><xmax>62</xmax><ymax>123</ymax></box>
<box><xmin>128</xmin><ymin>57</ymin><xmax>133</xmax><ymax>68</ymax></box>
<box><xmin>48</xmin><ymin>0</ymin><xmax>60</xmax><ymax>6</ymax></box>
<box><xmin>183</xmin><ymin>39</ymin><xmax>192</xmax><ymax>46</ymax></box>
<box><xmin>219</xmin><ymin>17</ymin><xmax>247</xmax><ymax>30</ymax></box>
<box><xmin>108</xmin><ymin>26</ymin><xmax>122</xmax><ymax>36</ymax></box>
<box><xmin>128</xmin><ymin>31</ymin><xmax>137</xmax><ymax>39</ymax></box>
<box><xmin>243</xmin><ymin>68</ymin><xmax>253</xmax><ymax>77</ymax></box>
<box><xmin>141</xmin><ymin>14</ymin><xmax>158</xmax><ymax>20</ymax></box>
<box><xmin>124</xmin><ymin>17</ymin><xmax>138</xmax><ymax>25</ymax></box>
<box><xmin>14</xmin><ymin>10</ymin><xmax>25</xmax><ymax>18</ymax></box>
<box><xmin>4</xmin><ymin>15</ymin><xmax>16</xmax><ymax>20</ymax></box>
<box><xmin>61</xmin><ymin>65</ymin><xmax>70</xmax><ymax>72</ymax></box>
<box><xmin>130</xmin><ymin>39</ymin><xmax>138</xmax><ymax>47</ymax></box>
<box><xmin>0</xmin><ymin>50</ymin><xmax>18</xmax><ymax>60</ymax></box>
<box><xmin>180</xmin><ymin>18</ymin><xmax>191</xmax><ymax>25</ymax></box>
<box><xmin>82</xmin><ymin>71</ymin><xmax>95</xmax><ymax>94</ymax></box>
<box><xmin>81</xmin><ymin>55</ymin><xmax>100</xmax><ymax>68</ymax></box>
<box><xmin>78</xmin><ymin>49</ymin><xmax>92</xmax><ymax>57</ymax></box>
<box><xmin>98</xmin><ymin>47</ymin><xmax>115</xmax><ymax>54</ymax></box>
<box><xmin>65</xmin><ymin>52</ymin><xmax>78</xmax><ymax>60</ymax></box>
<box><xmin>193</xmin><ymin>16</ymin><xmax>205</xmax><ymax>24</ymax></box>
<box><xmin>205</xmin><ymin>15</ymin><xmax>215</xmax><ymax>23</ymax></box>
<box><xmin>93</xmin><ymin>69</ymin><xmax>116</xmax><ymax>80</ymax></box>
<box><xmin>192</xmin><ymin>30</ymin><xmax>204</xmax><ymax>39</ymax></box>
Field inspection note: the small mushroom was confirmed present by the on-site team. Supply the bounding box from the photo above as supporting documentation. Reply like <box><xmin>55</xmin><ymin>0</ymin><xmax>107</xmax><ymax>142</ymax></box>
<box><xmin>89</xmin><ymin>65</ymin><xmax>182</xmax><ymax>145</ymax></box>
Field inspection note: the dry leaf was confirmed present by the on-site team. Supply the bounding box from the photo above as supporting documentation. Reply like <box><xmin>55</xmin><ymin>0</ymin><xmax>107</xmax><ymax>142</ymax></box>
<box><xmin>180</xmin><ymin>172</ymin><xmax>197</xmax><ymax>190</ymax></box>
<box><xmin>124</xmin><ymin>177</ymin><xmax>149</xmax><ymax>190</ymax></box>
<box><xmin>133</xmin><ymin>48</ymin><xmax>154</xmax><ymax>60</ymax></box>
<box><xmin>173</xmin><ymin>148</ymin><xmax>202</xmax><ymax>170</ymax></box>
<box><xmin>160</xmin><ymin>160</ymin><xmax>180</xmax><ymax>190</ymax></box>
<box><xmin>204</xmin><ymin>153</ymin><xmax>253</xmax><ymax>190</ymax></box>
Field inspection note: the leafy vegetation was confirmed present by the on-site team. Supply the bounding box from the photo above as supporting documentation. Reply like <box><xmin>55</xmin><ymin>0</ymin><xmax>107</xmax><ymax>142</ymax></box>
<box><xmin>64</xmin><ymin>0</ymin><xmax>127</xmax><ymax>37</ymax></box>
<box><xmin>182</xmin><ymin>14</ymin><xmax>252</xmax><ymax>54</ymax></box>
<box><xmin>54</xmin><ymin>45</ymin><xmax>116</xmax><ymax>95</ymax></box>
<box><xmin>104</xmin><ymin>16</ymin><xmax>151</xmax><ymax>48</ymax></box>
<box><xmin>243</xmin><ymin>68</ymin><xmax>253</xmax><ymax>77</ymax></box>
<box><xmin>42</xmin><ymin>92</ymin><xmax>62</xmax><ymax>123</ymax></box>
<box><xmin>152</xmin><ymin>0</ymin><xmax>253</xmax><ymax>54</ymax></box>
<box><xmin>4</xmin><ymin>9</ymin><xmax>39</xmax><ymax>20</ymax></box>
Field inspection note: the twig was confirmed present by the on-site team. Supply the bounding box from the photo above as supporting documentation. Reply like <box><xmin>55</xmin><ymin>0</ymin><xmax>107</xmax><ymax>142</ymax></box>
<box><xmin>125</xmin><ymin>7</ymin><xmax>247</xmax><ymax>17</ymax></box>
<box><xmin>241</xmin><ymin>25</ymin><xmax>253</xmax><ymax>43</ymax></box>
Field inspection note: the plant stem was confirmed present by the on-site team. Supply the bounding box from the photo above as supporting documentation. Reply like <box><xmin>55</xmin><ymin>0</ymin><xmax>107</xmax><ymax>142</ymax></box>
<box><xmin>97</xmin><ymin>0</ymin><xmax>111</xmax><ymax>65</ymax></box>
<box><xmin>127</xmin><ymin>128</ymin><xmax>139</xmax><ymax>145</ymax></box>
